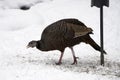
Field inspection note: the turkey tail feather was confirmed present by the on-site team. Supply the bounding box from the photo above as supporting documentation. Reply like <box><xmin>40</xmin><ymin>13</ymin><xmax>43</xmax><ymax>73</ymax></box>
<box><xmin>83</xmin><ymin>35</ymin><xmax>107</xmax><ymax>54</ymax></box>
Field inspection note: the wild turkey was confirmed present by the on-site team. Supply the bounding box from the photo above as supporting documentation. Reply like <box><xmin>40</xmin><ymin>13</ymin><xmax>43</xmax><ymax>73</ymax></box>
<box><xmin>27</xmin><ymin>18</ymin><xmax>106</xmax><ymax>65</ymax></box>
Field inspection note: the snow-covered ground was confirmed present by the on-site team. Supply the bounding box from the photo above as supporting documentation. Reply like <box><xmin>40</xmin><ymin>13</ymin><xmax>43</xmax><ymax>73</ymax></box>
<box><xmin>0</xmin><ymin>0</ymin><xmax>120</xmax><ymax>80</ymax></box>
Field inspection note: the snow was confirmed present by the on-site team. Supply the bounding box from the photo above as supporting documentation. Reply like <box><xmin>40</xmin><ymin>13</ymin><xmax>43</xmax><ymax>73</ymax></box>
<box><xmin>0</xmin><ymin>0</ymin><xmax>120</xmax><ymax>80</ymax></box>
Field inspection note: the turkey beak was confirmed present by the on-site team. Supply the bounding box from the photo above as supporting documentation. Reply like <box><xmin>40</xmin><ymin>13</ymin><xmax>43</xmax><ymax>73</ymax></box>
<box><xmin>26</xmin><ymin>45</ymin><xmax>30</xmax><ymax>49</ymax></box>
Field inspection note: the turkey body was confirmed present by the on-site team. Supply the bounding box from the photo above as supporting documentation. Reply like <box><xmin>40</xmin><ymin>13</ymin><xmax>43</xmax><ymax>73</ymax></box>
<box><xmin>38</xmin><ymin>19</ymin><xmax>92</xmax><ymax>51</ymax></box>
<box><xmin>34</xmin><ymin>18</ymin><xmax>106</xmax><ymax>65</ymax></box>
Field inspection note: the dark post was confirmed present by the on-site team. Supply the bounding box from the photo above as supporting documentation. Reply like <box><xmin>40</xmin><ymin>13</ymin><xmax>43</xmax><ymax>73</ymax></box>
<box><xmin>91</xmin><ymin>0</ymin><xmax>109</xmax><ymax>66</ymax></box>
<box><xmin>100</xmin><ymin>6</ymin><xmax>104</xmax><ymax>66</ymax></box>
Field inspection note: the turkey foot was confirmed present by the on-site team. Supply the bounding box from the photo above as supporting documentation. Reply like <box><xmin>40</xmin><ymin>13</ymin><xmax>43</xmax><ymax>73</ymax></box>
<box><xmin>55</xmin><ymin>62</ymin><xmax>62</xmax><ymax>65</ymax></box>
<box><xmin>71</xmin><ymin>57</ymin><xmax>79</xmax><ymax>65</ymax></box>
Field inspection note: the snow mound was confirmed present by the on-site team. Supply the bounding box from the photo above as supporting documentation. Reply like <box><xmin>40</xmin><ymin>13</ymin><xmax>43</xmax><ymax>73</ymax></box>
<box><xmin>0</xmin><ymin>0</ymin><xmax>52</xmax><ymax>9</ymax></box>
<box><xmin>0</xmin><ymin>9</ymin><xmax>44</xmax><ymax>31</ymax></box>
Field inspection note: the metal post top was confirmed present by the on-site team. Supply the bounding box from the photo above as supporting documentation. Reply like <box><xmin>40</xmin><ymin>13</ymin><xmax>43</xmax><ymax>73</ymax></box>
<box><xmin>91</xmin><ymin>0</ymin><xmax>109</xmax><ymax>8</ymax></box>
